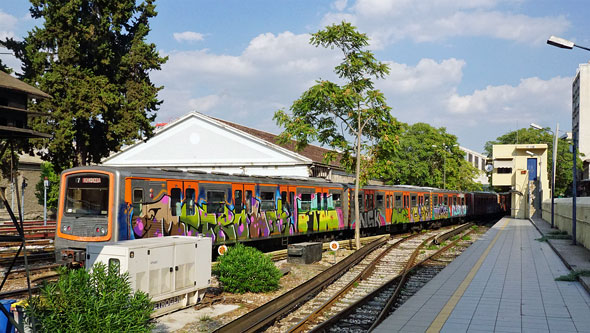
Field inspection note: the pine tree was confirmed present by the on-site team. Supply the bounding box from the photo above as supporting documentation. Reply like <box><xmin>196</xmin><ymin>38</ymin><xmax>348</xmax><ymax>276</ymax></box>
<box><xmin>1</xmin><ymin>0</ymin><xmax>167</xmax><ymax>171</ymax></box>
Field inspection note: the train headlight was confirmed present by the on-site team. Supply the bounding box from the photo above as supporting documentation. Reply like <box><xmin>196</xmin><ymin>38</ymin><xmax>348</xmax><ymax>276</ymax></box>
<box><xmin>101</xmin><ymin>227</ymin><xmax>106</xmax><ymax>234</ymax></box>
<box><xmin>63</xmin><ymin>225</ymin><xmax>67</xmax><ymax>232</ymax></box>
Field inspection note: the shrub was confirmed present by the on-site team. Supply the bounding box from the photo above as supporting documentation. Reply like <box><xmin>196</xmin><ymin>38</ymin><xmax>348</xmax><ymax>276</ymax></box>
<box><xmin>26</xmin><ymin>263</ymin><xmax>153</xmax><ymax>332</ymax></box>
<box><xmin>214</xmin><ymin>243</ymin><xmax>282</xmax><ymax>293</ymax></box>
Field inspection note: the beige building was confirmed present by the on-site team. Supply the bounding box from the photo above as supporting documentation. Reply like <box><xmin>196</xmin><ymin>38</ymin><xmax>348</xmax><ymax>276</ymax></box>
<box><xmin>491</xmin><ymin>144</ymin><xmax>550</xmax><ymax>219</ymax></box>
<box><xmin>573</xmin><ymin>64</ymin><xmax>590</xmax><ymax>180</ymax></box>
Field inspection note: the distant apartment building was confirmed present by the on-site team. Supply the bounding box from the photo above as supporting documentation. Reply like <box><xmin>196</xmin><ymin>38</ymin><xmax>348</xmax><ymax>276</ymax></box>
<box><xmin>460</xmin><ymin>146</ymin><xmax>489</xmax><ymax>187</ymax></box>
<box><xmin>573</xmin><ymin>63</ymin><xmax>590</xmax><ymax>180</ymax></box>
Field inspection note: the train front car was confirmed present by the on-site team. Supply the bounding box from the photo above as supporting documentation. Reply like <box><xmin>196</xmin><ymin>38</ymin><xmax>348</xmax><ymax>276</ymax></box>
<box><xmin>55</xmin><ymin>168</ymin><xmax>118</xmax><ymax>266</ymax></box>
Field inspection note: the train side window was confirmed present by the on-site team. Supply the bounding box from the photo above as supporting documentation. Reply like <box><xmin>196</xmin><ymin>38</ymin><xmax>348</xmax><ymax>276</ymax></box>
<box><xmin>425</xmin><ymin>194</ymin><xmax>430</xmax><ymax>205</ymax></box>
<box><xmin>289</xmin><ymin>192</ymin><xmax>295</xmax><ymax>211</ymax></box>
<box><xmin>185</xmin><ymin>188</ymin><xmax>196</xmax><ymax>216</ymax></box>
<box><xmin>433</xmin><ymin>195</ymin><xmax>438</xmax><ymax>206</ymax></box>
<box><xmin>299</xmin><ymin>193</ymin><xmax>312</xmax><ymax>212</ymax></box>
<box><xmin>315</xmin><ymin>192</ymin><xmax>322</xmax><ymax>210</ymax></box>
<box><xmin>366</xmin><ymin>194</ymin><xmax>373</xmax><ymax>210</ymax></box>
<box><xmin>332</xmin><ymin>193</ymin><xmax>342</xmax><ymax>208</ymax></box>
<box><xmin>245</xmin><ymin>190</ymin><xmax>253</xmax><ymax>214</ymax></box>
<box><xmin>281</xmin><ymin>191</ymin><xmax>288</xmax><ymax>211</ymax></box>
<box><xmin>377</xmin><ymin>194</ymin><xmax>384</xmax><ymax>209</ymax></box>
<box><xmin>453</xmin><ymin>197</ymin><xmax>457</xmax><ymax>205</ymax></box>
<box><xmin>443</xmin><ymin>195</ymin><xmax>448</xmax><ymax>205</ymax></box>
<box><xmin>132</xmin><ymin>188</ymin><xmax>143</xmax><ymax>216</ymax></box>
<box><xmin>234</xmin><ymin>190</ymin><xmax>243</xmax><ymax>214</ymax></box>
<box><xmin>171</xmin><ymin>188</ymin><xmax>181</xmax><ymax>216</ymax></box>
<box><xmin>394</xmin><ymin>194</ymin><xmax>402</xmax><ymax>208</ymax></box>
<box><xmin>207</xmin><ymin>191</ymin><xmax>225</xmax><ymax>214</ymax></box>
<box><xmin>461</xmin><ymin>197</ymin><xmax>465</xmax><ymax>205</ymax></box>
<box><xmin>410</xmin><ymin>194</ymin><xmax>417</xmax><ymax>207</ymax></box>
<box><xmin>323</xmin><ymin>193</ymin><xmax>328</xmax><ymax>211</ymax></box>
<box><xmin>260</xmin><ymin>191</ymin><xmax>275</xmax><ymax>211</ymax></box>
<box><xmin>386</xmin><ymin>195</ymin><xmax>390</xmax><ymax>209</ymax></box>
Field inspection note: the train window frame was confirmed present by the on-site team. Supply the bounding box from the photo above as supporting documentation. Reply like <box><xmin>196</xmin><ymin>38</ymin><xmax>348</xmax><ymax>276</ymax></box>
<box><xmin>410</xmin><ymin>194</ymin><xmax>417</xmax><ymax>207</ymax></box>
<box><xmin>376</xmin><ymin>194</ymin><xmax>384</xmax><ymax>209</ymax></box>
<box><xmin>394</xmin><ymin>194</ymin><xmax>402</xmax><ymax>208</ymax></box>
<box><xmin>245</xmin><ymin>190</ymin><xmax>253</xmax><ymax>214</ymax></box>
<box><xmin>323</xmin><ymin>193</ymin><xmax>328</xmax><ymax>211</ymax></box>
<box><xmin>185</xmin><ymin>188</ymin><xmax>196</xmax><ymax>216</ymax></box>
<box><xmin>260</xmin><ymin>191</ymin><xmax>275</xmax><ymax>211</ymax></box>
<box><xmin>316</xmin><ymin>192</ymin><xmax>322</xmax><ymax>211</ymax></box>
<box><xmin>207</xmin><ymin>190</ymin><xmax>225</xmax><ymax>214</ymax></box>
<box><xmin>358</xmin><ymin>194</ymin><xmax>364</xmax><ymax>211</ymax></box>
<box><xmin>299</xmin><ymin>193</ymin><xmax>312</xmax><ymax>212</ymax></box>
<box><xmin>234</xmin><ymin>190</ymin><xmax>243</xmax><ymax>214</ymax></box>
<box><xmin>170</xmin><ymin>188</ymin><xmax>182</xmax><ymax>216</ymax></box>
<box><xmin>386</xmin><ymin>195</ymin><xmax>391</xmax><ymax>209</ymax></box>
<box><xmin>65</xmin><ymin>174</ymin><xmax>110</xmax><ymax>216</ymax></box>
<box><xmin>443</xmin><ymin>195</ymin><xmax>448</xmax><ymax>205</ymax></box>
<box><xmin>332</xmin><ymin>192</ymin><xmax>342</xmax><ymax>208</ymax></box>
<box><xmin>425</xmin><ymin>194</ymin><xmax>430</xmax><ymax>205</ymax></box>
<box><xmin>132</xmin><ymin>188</ymin><xmax>143</xmax><ymax>217</ymax></box>
<box><xmin>365</xmin><ymin>193</ymin><xmax>374</xmax><ymax>210</ymax></box>
<box><xmin>433</xmin><ymin>195</ymin><xmax>438</xmax><ymax>206</ymax></box>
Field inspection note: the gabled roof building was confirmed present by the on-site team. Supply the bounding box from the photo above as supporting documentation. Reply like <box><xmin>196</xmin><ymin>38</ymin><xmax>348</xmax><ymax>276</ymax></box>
<box><xmin>103</xmin><ymin>112</ymin><xmax>349</xmax><ymax>182</ymax></box>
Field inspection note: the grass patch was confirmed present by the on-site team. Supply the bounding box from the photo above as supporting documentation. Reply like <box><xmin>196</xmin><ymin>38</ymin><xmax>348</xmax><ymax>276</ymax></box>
<box><xmin>461</xmin><ymin>235</ymin><xmax>471</xmax><ymax>241</ymax></box>
<box><xmin>536</xmin><ymin>236</ymin><xmax>548</xmax><ymax>242</ymax></box>
<box><xmin>536</xmin><ymin>233</ymin><xmax>571</xmax><ymax>242</ymax></box>
<box><xmin>200</xmin><ymin>315</ymin><xmax>212</xmax><ymax>322</ymax></box>
<box><xmin>450</xmin><ymin>235</ymin><xmax>460</xmax><ymax>241</ymax></box>
<box><xmin>555</xmin><ymin>270</ymin><xmax>590</xmax><ymax>282</ymax></box>
<box><xmin>425</xmin><ymin>244</ymin><xmax>439</xmax><ymax>251</ymax></box>
<box><xmin>548</xmin><ymin>230</ymin><xmax>568</xmax><ymax>236</ymax></box>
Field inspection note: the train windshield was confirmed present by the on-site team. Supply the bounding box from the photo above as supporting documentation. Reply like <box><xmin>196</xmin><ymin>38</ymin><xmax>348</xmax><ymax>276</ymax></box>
<box><xmin>65</xmin><ymin>174</ymin><xmax>109</xmax><ymax>216</ymax></box>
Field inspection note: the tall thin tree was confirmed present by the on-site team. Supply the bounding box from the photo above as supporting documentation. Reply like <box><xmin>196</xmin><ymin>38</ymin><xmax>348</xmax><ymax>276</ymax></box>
<box><xmin>274</xmin><ymin>22</ymin><xmax>397</xmax><ymax>249</ymax></box>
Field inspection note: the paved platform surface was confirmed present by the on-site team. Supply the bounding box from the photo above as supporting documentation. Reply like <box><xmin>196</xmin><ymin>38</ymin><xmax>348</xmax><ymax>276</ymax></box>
<box><xmin>374</xmin><ymin>217</ymin><xmax>590</xmax><ymax>332</ymax></box>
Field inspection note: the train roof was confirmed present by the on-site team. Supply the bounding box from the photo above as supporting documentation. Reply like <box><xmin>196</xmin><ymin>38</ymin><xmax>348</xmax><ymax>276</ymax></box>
<box><xmin>61</xmin><ymin>165</ymin><xmax>345</xmax><ymax>188</ymax></box>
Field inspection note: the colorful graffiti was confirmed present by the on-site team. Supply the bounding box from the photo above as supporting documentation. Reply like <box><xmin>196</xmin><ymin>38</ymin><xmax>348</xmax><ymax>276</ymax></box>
<box><xmin>123</xmin><ymin>186</ymin><xmax>346</xmax><ymax>244</ymax></box>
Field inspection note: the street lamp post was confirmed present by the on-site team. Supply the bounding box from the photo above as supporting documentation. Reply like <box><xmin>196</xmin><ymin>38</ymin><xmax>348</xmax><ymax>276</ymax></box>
<box><xmin>530</xmin><ymin>122</ymin><xmax>559</xmax><ymax>228</ymax></box>
<box><xmin>546</xmin><ymin>35</ymin><xmax>589</xmax><ymax>245</ymax></box>
<box><xmin>432</xmin><ymin>144</ymin><xmax>458</xmax><ymax>190</ymax></box>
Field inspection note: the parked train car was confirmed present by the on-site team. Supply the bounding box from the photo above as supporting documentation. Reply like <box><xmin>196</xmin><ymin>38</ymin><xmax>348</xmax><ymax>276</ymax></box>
<box><xmin>55</xmin><ymin>166</ymin><xmax>503</xmax><ymax>265</ymax></box>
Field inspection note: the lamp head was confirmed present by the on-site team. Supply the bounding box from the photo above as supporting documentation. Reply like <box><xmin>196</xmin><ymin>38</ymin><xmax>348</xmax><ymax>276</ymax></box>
<box><xmin>530</xmin><ymin>123</ymin><xmax>543</xmax><ymax>130</ymax></box>
<box><xmin>547</xmin><ymin>35</ymin><xmax>574</xmax><ymax>49</ymax></box>
<box><xmin>525</xmin><ymin>151</ymin><xmax>535</xmax><ymax>156</ymax></box>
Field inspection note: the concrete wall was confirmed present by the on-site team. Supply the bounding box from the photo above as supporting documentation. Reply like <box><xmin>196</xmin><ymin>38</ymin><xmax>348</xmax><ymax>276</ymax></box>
<box><xmin>542</xmin><ymin>197</ymin><xmax>590</xmax><ymax>250</ymax></box>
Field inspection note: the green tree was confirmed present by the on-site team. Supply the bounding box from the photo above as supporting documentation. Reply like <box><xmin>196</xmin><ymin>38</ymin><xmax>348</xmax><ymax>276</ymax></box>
<box><xmin>372</xmin><ymin>122</ymin><xmax>482</xmax><ymax>191</ymax></box>
<box><xmin>484</xmin><ymin>128</ymin><xmax>581</xmax><ymax>197</ymax></box>
<box><xmin>274</xmin><ymin>22</ymin><xmax>398</xmax><ymax>250</ymax></box>
<box><xmin>1</xmin><ymin>0</ymin><xmax>167</xmax><ymax>172</ymax></box>
<box><xmin>34</xmin><ymin>162</ymin><xmax>60</xmax><ymax>214</ymax></box>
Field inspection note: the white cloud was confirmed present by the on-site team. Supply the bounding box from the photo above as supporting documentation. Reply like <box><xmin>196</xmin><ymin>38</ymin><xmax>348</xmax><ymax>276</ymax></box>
<box><xmin>173</xmin><ymin>31</ymin><xmax>205</xmax><ymax>43</ymax></box>
<box><xmin>321</xmin><ymin>0</ymin><xmax>570</xmax><ymax>48</ymax></box>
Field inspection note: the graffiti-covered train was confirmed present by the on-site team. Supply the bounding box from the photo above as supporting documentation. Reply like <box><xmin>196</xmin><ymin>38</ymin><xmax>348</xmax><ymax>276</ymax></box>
<box><xmin>55</xmin><ymin>166</ymin><xmax>508</xmax><ymax>265</ymax></box>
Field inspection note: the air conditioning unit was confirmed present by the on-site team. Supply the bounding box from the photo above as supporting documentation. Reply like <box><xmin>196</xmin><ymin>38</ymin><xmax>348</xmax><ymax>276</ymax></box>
<box><xmin>86</xmin><ymin>236</ymin><xmax>212</xmax><ymax>317</ymax></box>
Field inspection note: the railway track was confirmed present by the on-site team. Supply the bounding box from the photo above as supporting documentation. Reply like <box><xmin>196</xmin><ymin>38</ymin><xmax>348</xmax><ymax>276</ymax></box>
<box><xmin>312</xmin><ymin>226</ymin><xmax>476</xmax><ymax>332</ymax></box>
<box><xmin>215</xmin><ymin>223</ymin><xmax>474</xmax><ymax>333</ymax></box>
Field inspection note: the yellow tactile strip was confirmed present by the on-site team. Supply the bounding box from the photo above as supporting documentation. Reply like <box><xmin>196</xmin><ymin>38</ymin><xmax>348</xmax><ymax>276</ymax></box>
<box><xmin>426</xmin><ymin>218</ymin><xmax>511</xmax><ymax>332</ymax></box>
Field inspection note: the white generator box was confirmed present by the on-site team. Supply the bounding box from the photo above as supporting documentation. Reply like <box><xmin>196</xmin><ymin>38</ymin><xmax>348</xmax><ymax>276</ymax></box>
<box><xmin>86</xmin><ymin>236</ymin><xmax>212</xmax><ymax>317</ymax></box>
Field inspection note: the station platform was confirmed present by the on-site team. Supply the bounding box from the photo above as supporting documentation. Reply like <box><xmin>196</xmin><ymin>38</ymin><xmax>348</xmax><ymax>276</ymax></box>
<box><xmin>374</xmin><ymin>217</ymin><xmax>590</xmax><ymax>332</ymax></box>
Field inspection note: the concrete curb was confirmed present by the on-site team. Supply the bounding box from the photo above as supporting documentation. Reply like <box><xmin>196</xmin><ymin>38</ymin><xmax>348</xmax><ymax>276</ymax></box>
<box><xmin>528</xmin><ymin>217</ymin><xmax>590</xmax><ymax>295</ymax></box>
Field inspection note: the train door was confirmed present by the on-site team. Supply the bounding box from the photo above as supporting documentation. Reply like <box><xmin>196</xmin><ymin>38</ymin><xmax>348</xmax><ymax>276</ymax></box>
<box><xmin>243</xmin><ymin>183</ymin><xmax>255</xmax><ymax>216</ymax></box>
<box><xmin>167</xmin><ymin>180</ymin><xmax>183</xmax><ymax>218</ymax></box>
<box><xmin>279</xmin><ymin>185</ymin><xmax>298</xmax><ymax>234</ymax></box>
<box><xmin>184</xmin><ymin>181</ymin><xmax>198</xmax><ymax>218</ymax></box>
<box><xmin>385</xmin><ymin>191</ymin><xmax>392</xmax><ymax>224</ymax></box>
<box><xmin>231</xmin><ymin>183</ymin><xmax>244</xmax><ymax>215</ymax></box>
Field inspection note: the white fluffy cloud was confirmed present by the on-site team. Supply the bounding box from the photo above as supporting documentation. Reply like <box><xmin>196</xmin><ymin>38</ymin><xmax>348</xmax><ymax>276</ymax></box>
<box><xmin>173</xmin><ymin>31</ymin><xmax>205</xmax><ymax>43</ymax></box>
<box><xmin>322</xmin><ymin>0</ymin><xmax>570</xmax><ymax>48</ymax></box>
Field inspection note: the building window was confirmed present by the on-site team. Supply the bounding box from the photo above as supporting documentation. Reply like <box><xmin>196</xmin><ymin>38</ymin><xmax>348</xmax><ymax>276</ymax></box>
<box><xmin>497</xmin><ymin>168</ymin><xmax>512</xmax><ymax>174</ymax></box>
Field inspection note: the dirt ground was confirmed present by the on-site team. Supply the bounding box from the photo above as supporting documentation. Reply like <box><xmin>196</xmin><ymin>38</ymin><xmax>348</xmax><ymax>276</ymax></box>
<box><xmin>170</xmin><ymin>249</ymin><xmax>354</xmax><ymax>332</ymax></box>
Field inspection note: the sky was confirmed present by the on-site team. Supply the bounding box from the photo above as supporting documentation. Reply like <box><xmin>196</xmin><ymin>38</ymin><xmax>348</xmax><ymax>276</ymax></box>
<box><xmin>2</xmin><ymin>0</ymin><xmax>590</xmax><ymax>152</ymax></box>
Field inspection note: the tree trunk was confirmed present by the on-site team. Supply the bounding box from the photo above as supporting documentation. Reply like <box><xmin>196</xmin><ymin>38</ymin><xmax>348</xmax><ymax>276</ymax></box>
<box><xmin>354</xmin><ymin>112</ymin><xmax>362</xmax><ymax>250</ymax></box>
